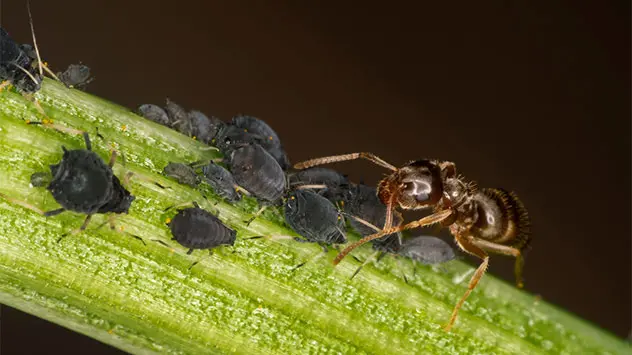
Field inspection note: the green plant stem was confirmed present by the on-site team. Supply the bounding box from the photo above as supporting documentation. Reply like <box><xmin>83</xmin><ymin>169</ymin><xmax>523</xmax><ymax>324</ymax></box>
<box><xmin>0</xmin><ymin>79</ymin><xmax>628</xmax><ymax>354</ymax></box>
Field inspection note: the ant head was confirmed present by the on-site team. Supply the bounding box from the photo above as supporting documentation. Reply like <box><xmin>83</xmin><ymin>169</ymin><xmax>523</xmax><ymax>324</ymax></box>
<box><xmin>383</xmin><ymin>160</ymin><xmax>444</xmax><ymax>210</ymax></box>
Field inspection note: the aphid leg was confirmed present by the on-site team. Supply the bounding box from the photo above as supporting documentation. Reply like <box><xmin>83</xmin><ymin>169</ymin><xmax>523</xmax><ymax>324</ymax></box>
<box><xmin>58</xmin><ymin>214</ymin><xmax>93</xmax><ymax>242</ymax></box>
<box><xmin>44</xmin><ymin>208</ymin><xmax>66</xmax><ymax>217</ymax></box>
<box><xmin>293</xmin><ymin>152</ymin><xmax>397</xmax><ymax>171</ymax></box>
<box><xmin>333</xmin><ymin>209</ymin><xmax>453</xmax><ymax>265</ymax></box>
<box><xmin>26</xmin><ymin>120</ymin><xmax>85</xmax><ymax>135</ymax></box>
<box><xmin>186</xmin><ymin>248</ymin><xmax>194</xmax><ymax>255</ymax></box>
<box><xmin>350</xmin><ymin>250</ymin><xmax>381</xmax><ymax>280</ymax></box>
<box><xmin>244</xmin><ymin>206</ymin><xmax>267</xmax><ymax>226</ymax></box>
<box><xmin>188</xmin><ymin>250</ymin><xmax>214</xmax><ymax>270</ymax></box>
<box><xmin>234</xmin><ymin>185</ymin><xmax>251</xmax><ymax>196</ymax></box>
<box><xmin>294</xmin><ymin>184</ymin><xmax>328</xmax><ymax>190</ymax></box>
<box><xmin>108</xmin><ymin>151</ymin><xmax>118</xmax><ymax>168</ymax></box>
<box><xmin>128</xmin><ymin>234</ymin><xmax>146</xmax><ymax>246</ymax></box>
<box><xmin>291</xmin><ymin>246</ymin><xmax>328</xmax><ymax>271</ymax></box>
<box><xmin>471</xmin><ymin>238</ymin><xmax>525</xmax><ymax>289</ymax></box>
<box><xmin>0</xmin><ymin>192</ymin><xmax>45</xmax><ymax>215</ymax></box>
<box><xmin>443</xmin><ymin>233</ymin><xmax>489</xmax><ymax>332</ymax></box>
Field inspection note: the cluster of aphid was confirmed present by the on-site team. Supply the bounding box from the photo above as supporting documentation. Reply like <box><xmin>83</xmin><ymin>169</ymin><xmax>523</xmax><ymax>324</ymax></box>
<box><xmin>0</xmin><ymin>4</ymin><xmax>531</xmax><ymax>332</ymax></box>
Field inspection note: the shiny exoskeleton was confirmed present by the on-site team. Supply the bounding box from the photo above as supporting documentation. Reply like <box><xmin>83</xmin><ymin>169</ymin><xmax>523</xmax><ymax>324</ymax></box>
<box><xmin>284</xmin><ymin>189</ymin><xmax>346</xmax><ymax>247</ymax></box>
<box><xmin>293</xmin><ymin>152</ymin><xmax>530</xmax><ymax>331</ymax></box>
<box><xmin>168</xmin><ymin>203</ymin><xmax>236</xmax><ymax>255</ymax></box>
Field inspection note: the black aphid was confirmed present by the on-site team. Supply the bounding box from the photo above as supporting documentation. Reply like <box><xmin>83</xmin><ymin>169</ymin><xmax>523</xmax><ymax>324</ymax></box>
<box><xmin>201</xmin><ymin>161</ymin><xmax>242</xmax><ymax>203</ymax></box>
<box><xmin>189</xmin><ymin>110</ymin><xmax>224</xmax><ymax>144</ymax></box>
<box><xmin>0</xmin><ymin>28</ymin><xmax>42</xmax><ymax>93</ymax></box>
<box><xmin>342</xmin><ymin>183</ymin><xmax>403</xmax><ymax>247</ymax></box>
<box><xmin>163</xmin><ymin>162</ymin><xmax>200</xmax><ymax>188</ymax></box>
<box><xmin>57</xmin><ymin>63</ymin><xmax>93</xmax><ymax>90</ymax></box>
<box><xmin>137</xmin><ymin>104</ymin><xmax>170</xmax><ymax>126</ymax></box>
<box><xmin>213</xmin><ymin>124</ymin><xmax>265</xmax><ymax>158</ymax></box>
<box><xmin>284</xmin><ymin>189</ymin><xmax>346</xmax><ymax>247</ymax></box>
<box><xmin>165</xmin><ymin>98</ymin><xmax>193</xmax><ymax>136</ymax></box>
<box><xmin>288</xmin><ymin>167</ymin><xmax>350</xmax><ymax>202</ymax></box>
<box><xmin>398</xmin><ymin>236</ymin><xmax>456</xmax><ymax>265</ymax></box>
<box><xmin>168</xmin><ymin>202</ymin><xmax>236</xmax><ymax>255</ymax></box>
<box><xmin>229</xmin><ymin>143</ymin><xmax>286</xmax><ymax>204</ymax></box>
<box><xmin>44</xmin><ymin>132</ymin><xmax>135</xmax><ymax>231</ymax></box>
<box><xmin>232</xmin><ymin>114</ymin><xmax>290</xmax><ymax>170</ymax></box>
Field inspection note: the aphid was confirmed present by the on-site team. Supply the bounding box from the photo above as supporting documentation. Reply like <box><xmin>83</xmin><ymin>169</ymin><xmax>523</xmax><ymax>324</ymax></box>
<box><xmin>398</xmin><ymin>235</ymin><xmax>456</xmax><ymax>265</ymax></box>
<box><xmin>288</xmin><ymin>167</ymin><xmax>349</xmax><ymax>202</ymax></box>
<box><xmin>57</xmin><ymin>63</ymin><xmax>93</xmax><ymax>90</ymax></box>
<box><xmin>341</xmin><ymin>183</ymin><xmax>403</xmax><ymax>249</ymax></box>
<box><xmin>294</xmin><ymin>152</ymin><xmax>531</xmax><ymax>331</ymax></box>
<box><xmin>284</xmin><ymin>188</ymin><xmax>346</xmax><ymax>248</ymax></box>
<box><xmin>168</xmin><ymin>202</ymin><xmax>236</xmax><ymax>255</ymax></box>
<box><xmin>231</xmin><ymin>114</ymin><xmax>290</xmax><ymax>169</ymax></box>
<box><xmin>0</xmin><ymin>28</ymin><xmax>41</xmax><ymax>93</ymax></box>
<box><xmin>165</xmin><ymin>98</ymin><xmax>193</xmax><ymax>136</ymax></box>
<box><xmin>189</xmin><ymin>110</ymin><xmax>224</xmax><ymax>145</ymax></box>
<box><xmin>213</xmin><ymin>124</ymin><xmax>265</xmax><ymax>158</ymax></box>
<box><xmin>163</xmin><ymin>162</ymin><xmax>199</xmax><ymax>188</ymax></box>
<box><xmin>229</xmin><ymin>143</ymin><xmax>286</xmax><ymax>204</ymax></box>
<box><xmin>200</xmin><ymin>161</ymin><xmax>243</xmax><ymax>203</ymax></box>
<box><xmin>2</xmin><ymin>131</ymin><xmax>135</xmax><ymax>235</ymax></box>
<box><xmin>137</xmin><ymin>104</ymin><xmax>170</xmax><ymax>126</ymax></box>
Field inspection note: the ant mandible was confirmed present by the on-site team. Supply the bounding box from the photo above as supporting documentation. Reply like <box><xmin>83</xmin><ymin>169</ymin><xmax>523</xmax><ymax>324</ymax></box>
<box><xmin>293</xmin><ymin>152</ymin><xmax>531</xmax><ymax>331</ymax></box>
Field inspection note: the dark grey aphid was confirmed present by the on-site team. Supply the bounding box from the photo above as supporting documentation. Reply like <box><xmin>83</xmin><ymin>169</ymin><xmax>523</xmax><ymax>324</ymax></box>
<box><xmin>0</xmin><ymin>28</ymin><xmax>42</xmax><ymax>93</ymax></box>
<box><xmin>342</xmin><ymin>183</ymin><xmax>403</xmax><ymax>249</ymax></box>
<box><xmin>165</xmin><ymin>98</ymin><xmax>193</xmax><ymax>136</ymax></box>
<box><xmin>229</xmin><ymin>143</ymin><xmax>285</xmax><ymax>204</ymax></box>
<box><xmin>168</xmin><ymin>202</ymin><xmax>236</xmax><ymax>254</ymax></box>
<box><xmin>45</xmin><ymin>132</ymin><xmax>135</xmax><ymax>230</ymax></box>
<box><xmin>189</xmin><ymin>110</ymin><xmax>224</xmax><ymax>144</ymax></box>
<box><xmin>201</xmin><ymin>162</ymin><xmax>241</xmax><ymax>202</ymax></box>
<box><xmin>163</xmin><ymin>162</ymin><xmax>199</xmax><ymax>188</ymax></box>
<box><xmin>398</xmin><ymin>236</ymin><xmax>456</xmax><ymax>265</ymax></box>
<box><xmin>138</xmin><ymin>104</ymin><xmax>170</xmax><ymax>126</ymax></box>
<box><xmin>284</xmin><ymin>189</ymin><xmax>346</xmax><ymax>246</ymax></box>
<box><xmin>289</xmin><ymin>167</ymin><xmax>350</xmax><ymax>202</ymax></box>
<box><xmin>231</xmin><ymin>115</ymin><xmax>290</xmax><ymax>170</ymax></box>
<box><xmin>213</xmin><ymin>124</ymin><xmax>265</xmax><ymax>158</ymax></box>
<box><xmin>57</xmin><ymin>63</ymin><xmax>93</xmax><ymax>90</ymax></box>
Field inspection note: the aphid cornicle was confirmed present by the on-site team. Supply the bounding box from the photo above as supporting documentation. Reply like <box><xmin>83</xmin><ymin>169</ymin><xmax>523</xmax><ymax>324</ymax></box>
<box><xmin>168</xmin><ymin>202</ymin><xmax>236</xmax><ymax>255</ymax></box>
<box><xmin>293</xmin><ymin>152</ymin><xmax>531</xmax><ymax>331</ymax></box>
<box><xmin>284</xmin><ymin>188</ymin><xmax>346</xmax><ymax>248</ymax></box>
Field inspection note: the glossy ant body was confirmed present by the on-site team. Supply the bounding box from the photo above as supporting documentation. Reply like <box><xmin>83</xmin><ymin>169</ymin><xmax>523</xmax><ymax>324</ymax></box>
<box><xmin>294</xmin><ymin>152</ymin><xmax>530</xmax><ymax>331</ymax></box>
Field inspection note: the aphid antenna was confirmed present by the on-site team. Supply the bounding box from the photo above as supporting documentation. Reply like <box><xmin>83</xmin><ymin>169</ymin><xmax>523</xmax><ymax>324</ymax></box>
<box><xmin>0</xmin><ymin>191</ymin><xmax>45</xmax><ymax>215</ymax></box>
<box><xmin>293</xmin><ymin>184</ymin><xmax>328</xmax><ymax>190</ymax></box>
<box><xmin>26</xmin><ymin>120</ymin><xmax>86</xmax><ymax>136</ymax></box>
<box><xmin>233</xmin><ymin>184</ymin><xmax>251</xmax><ymax>196</ymax></box>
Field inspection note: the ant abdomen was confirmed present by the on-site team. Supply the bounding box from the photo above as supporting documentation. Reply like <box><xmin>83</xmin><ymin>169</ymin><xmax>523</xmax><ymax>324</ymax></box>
<box><xmin>470</xmin><ymin>188</ymin><xmax>531</xmax><ymax>249</ymax></box>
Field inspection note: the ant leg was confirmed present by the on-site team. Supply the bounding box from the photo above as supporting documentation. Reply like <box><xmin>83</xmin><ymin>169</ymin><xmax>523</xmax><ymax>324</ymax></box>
<box><xmin>471</xmin><ymin>239</ymin><xmax>525</xmax><ymax>289</ymax></box>
<box><xmin>444</xmin><ymin>234</ymin><xmax>488</xmax><ymax>332</ymax></box>
<box><xmin>0</xmin><ymin>192</ymin><xmax>46</xmax><ymax>215</ymax></box>
<box><xmin>333</xmin><ymin>209</ymin><xmax>453</xmax><ymax>265</ymax></box>
<box><xmin>293</xmin><ymin>152</ymin><xmax>397</xmax><ymax>171</ymax></box>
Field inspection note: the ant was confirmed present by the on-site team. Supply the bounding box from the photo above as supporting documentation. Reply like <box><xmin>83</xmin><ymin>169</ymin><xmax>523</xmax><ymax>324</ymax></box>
<box><xmin>294</xmin><ymin>152</ymin><xmax>531</xmax><ymax>331</ymax></box>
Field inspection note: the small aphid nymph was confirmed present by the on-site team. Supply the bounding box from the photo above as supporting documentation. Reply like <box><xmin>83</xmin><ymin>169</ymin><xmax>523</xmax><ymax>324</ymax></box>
<box><xmin>168</xmin><ymin>202</ymin><xmax>236</xmax><ymax>255</ymax></box>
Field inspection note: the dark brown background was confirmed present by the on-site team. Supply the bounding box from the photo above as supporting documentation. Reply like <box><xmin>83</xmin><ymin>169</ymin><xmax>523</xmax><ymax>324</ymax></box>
<box><xmin>1</xmin><ymin>1</ymin><xmax>630</xmax><ymax>353</ymax></box>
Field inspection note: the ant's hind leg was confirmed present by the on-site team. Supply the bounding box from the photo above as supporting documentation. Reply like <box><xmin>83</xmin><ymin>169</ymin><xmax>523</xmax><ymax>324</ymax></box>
<box><xmin>471</xmin><ymin>238</ymin><xmax>525</xmax><ymax>289</ymax></box>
